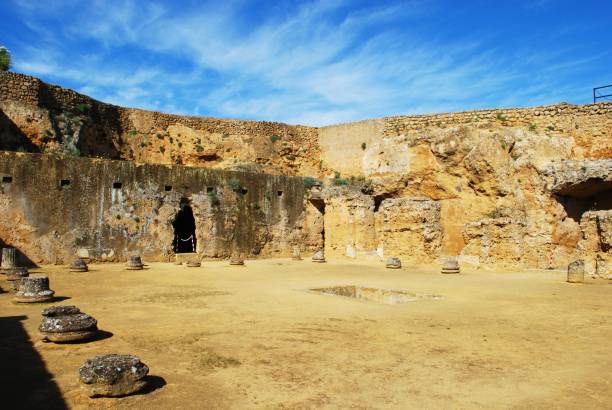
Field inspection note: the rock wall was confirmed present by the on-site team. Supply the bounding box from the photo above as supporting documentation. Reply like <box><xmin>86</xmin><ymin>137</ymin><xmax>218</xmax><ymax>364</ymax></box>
<box><xmin>0</xmin><ymin>152</ymin><xmax>308</xmax><ymax>264</ymax></box>
<box><xmin>0</xmin><ymin>72</ymin><xmax>321</xmax><ymax>176</ymax></box>
<box><xmin>1</xmin><ymin>72</ymin><xmax>611</xmax><ymax>270</ymax></box>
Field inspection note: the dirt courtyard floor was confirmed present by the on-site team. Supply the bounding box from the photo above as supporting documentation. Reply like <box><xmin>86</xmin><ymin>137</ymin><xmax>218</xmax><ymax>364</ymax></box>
<box><xmin>1</xmin><ymin>259</ymin><xmax>612</xmax><ymax>409</ymax></box>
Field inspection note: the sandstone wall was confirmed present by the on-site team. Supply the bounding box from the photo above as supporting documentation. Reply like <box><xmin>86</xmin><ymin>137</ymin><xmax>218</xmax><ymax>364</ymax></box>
<box><xmin>1</xmin><ymin>72</ymin><xmax>611</xmax><ymax>270</ymax></box>
<box><xmin>0</xmin><ymin>72</ymin><xmax>321</xmax><ymax>176</ymax></box>
<box><xmin>0</xmin><ymin>152</ymin><xmax>308</xmax><ymax>264</ymax></box>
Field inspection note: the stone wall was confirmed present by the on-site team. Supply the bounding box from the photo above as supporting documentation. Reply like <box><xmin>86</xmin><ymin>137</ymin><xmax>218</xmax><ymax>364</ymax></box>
<box><xmin>1</xmin><ymin>72</ymin><xmax>611</xmax><ymax>270</ymax></box>
<box><xmin>0</xmin><ymin>151</ymin><xmax>308</xmax><ymax>264</ymax></box>
<box><xmin>0</xmin><ymin>71</ymin><xmax>321</xmax><ymax>176</ymax></box>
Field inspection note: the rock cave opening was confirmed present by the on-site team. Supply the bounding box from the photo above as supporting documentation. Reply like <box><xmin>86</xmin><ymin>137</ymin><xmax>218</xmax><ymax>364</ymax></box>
<box><xmin>172</xmin><ymin>198</ymin><xmax>197</xmax><ymax>253</ymax></box>
<box><xmin>554</xmin><ymin>183</ymin><xmax>612</xmax><ymax>222</ymax></box>
<box><xmin>373</xmin><ymin>194</ymin><xmax>392</xmax><ymax>212</ymax></box>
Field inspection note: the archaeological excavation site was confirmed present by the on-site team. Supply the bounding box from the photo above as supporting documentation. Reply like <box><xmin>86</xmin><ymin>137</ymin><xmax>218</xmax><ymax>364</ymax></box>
<box><xmin>1</xmin><ymin>71</ymin><xmax>611</xmax><ymax>409</ymax></box>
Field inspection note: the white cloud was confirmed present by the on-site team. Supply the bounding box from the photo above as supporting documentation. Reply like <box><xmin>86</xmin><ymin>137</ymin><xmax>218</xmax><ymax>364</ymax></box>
<box><xmin>8</xmin><ymin>0</ymin><xmax>606</xmax><ymax>126</ymax></box>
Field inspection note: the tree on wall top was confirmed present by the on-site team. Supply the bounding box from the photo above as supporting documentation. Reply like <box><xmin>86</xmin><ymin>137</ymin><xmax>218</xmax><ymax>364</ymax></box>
<box><xmin>0</xmin><ymin>47</ymin><xmax>11</xmax><ymax>71</ymax></box>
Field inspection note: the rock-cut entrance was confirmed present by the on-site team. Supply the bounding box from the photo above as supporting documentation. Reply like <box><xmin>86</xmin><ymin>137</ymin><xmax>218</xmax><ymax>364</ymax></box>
<box><xmin>172</xmin><ymin>199</ymin><xmax>196</xmax><ymax>253</ymax></box>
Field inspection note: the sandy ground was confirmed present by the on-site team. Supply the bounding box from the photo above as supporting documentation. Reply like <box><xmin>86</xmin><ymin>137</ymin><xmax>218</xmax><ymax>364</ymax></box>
<box><xmin>1</xmin><ymin>259</ymin><xmax>612</xmax><ymax>409</ymax></box>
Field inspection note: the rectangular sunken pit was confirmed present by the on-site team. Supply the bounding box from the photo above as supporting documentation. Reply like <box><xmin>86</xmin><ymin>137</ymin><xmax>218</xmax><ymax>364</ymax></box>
<box><xmin>309</xmin><ymin>286</ymin><xmax>440</xmax><ymax>305</ymax></box>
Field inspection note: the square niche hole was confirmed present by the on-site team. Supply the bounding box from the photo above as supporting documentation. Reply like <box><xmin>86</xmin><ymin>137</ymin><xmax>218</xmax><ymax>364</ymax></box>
<box><xmin>206</xmin><ymin>186</ymin><xmax>214</xmax><ymax>193</ymax></box>
<box><xmin>277</xmin><ymin>190</ymin><xmax>283</xmax><ymax>197</ymax></box>
<box><xmin>60</xmin><ymin>179</ymin><xmax>71</xmax><ymax>187</ymax></box>
<box><xmin>164</xmin><ymin>185</ymin><xmax>173</xmax><ymax>192</ymax></box>
<box><xmin>2</xmin><ymin>176</ymin><xmax>12</xmax><ymax>183</ymax></box>
<box><xmin>241</xmin><ymin>188</ymin><xmax>248</xmax><ymax>195</ymax></box>
<box><xmin>113</xmin><ymin>182</ymin><xmax>122</xmax><ymax>189</ymax></box>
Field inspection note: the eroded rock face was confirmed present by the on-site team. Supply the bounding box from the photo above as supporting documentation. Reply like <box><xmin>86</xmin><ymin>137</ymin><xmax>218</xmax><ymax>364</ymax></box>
<box><xmin>39</xmin><ymin>305</ymin><xmax>98</xmax><ymax>342</ymax></box>
<box><xmin>546</xmin><ymin>160</ymin><xmax>612</xmax><ymax>197</ymax></box>
<box><xmin>377</xmin><ymin>197</ymin><xmax>442</xmax><ymax>264</ymax></box>
<box><xmin>578</xmin><ymin>210</ymin><xmax>612</xmax><ymax>276</ymax></box>
<box><xmin>79</xmin><ymin>354</ymin><xmax>149</xmax><ymax>397</ymax></box>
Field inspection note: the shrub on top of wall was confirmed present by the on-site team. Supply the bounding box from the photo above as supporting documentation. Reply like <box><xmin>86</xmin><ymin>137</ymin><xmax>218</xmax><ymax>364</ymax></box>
<box><xmin>76</xmin><ymin>103</ymin><xmax>90</xmax><ymax>114</ymax></box>
<box><xmin>0</xmin><ymin>47</ymin><xmax>11</xmax><ymax>71</ymax></box>
<box><xmin>303</xmin><ymin>177</ymin><xmax>319</xmax><ymax>189</ymax></box>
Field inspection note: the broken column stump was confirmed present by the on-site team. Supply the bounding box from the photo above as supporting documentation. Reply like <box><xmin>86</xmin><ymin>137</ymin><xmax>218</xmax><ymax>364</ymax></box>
<box><xmin>126</xmin><ymin>256</ymin><xmax>144</xmax><ymax>270</ymax></box>
<box><xmin>229</xmin><ymin>256</ymin><xmax>245</xmax><ymax>266</ymax></box>
<box><xmin>567</xmin><ymin>260</ymin><xmax>585</xmax><ymax>283</ymax></box>
<box><xmin>79</xmin><ymin>354</ymin><xmax>149</xmax><ymax>397</ymax></box>
<box><xmin>69</xmin><ymin>258</ymin><xmax>89</xmax><ymax>272</ymax></box>
<box><xmin>186</xmin><ymin>259</ymin><xmax>201</xmax><ymax>267</ymax></box>
<box><xmin>441</xmin><ymin>257</ymin><xmax>460</xmax><ymax>274</ymax></box>
<box><xmin>39</xmin><ymin>305</ymin><xmax>98</xmax><ymax>342</ymax></box>
<box><xmin>386</xmin><ymin>257</ymin><xmax>402</xmax><ymax>269</ymax></box>
<box><xmin>292</xmin><ymin>246</ymin><xmax>302</xmax><ymax>261</ymax></box>
<box><xmin>13</xmin><ymin>275</ymin><xmax>55</xmax><ymax>303</ymax></box>
<box><xmin>312</xmin><ymin>249</ymin><xmax>326</xmax><ymax>263</ymax></box>
<box><xmin>1</xmin><ymin>247</ymin><xmax>17</xmax><ymax>272</ymax></box>
<box><xmin>5</xmin><ymin>267</ymin><xmax>29</xmax><ymax>292</ymax></box>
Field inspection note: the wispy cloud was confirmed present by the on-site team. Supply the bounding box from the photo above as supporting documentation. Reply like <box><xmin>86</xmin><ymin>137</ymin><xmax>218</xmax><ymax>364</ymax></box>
<box><xmin>5</xmin><ymin>0</ymin><xmax>610</xmax><ymax>125</ymax></box>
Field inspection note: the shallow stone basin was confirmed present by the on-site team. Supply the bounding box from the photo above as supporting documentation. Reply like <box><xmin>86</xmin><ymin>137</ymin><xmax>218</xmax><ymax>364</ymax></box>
<box><xmin>308</xmin><ymin>285</ymin><xmax>440</xmax><ymax>305</ymax></box>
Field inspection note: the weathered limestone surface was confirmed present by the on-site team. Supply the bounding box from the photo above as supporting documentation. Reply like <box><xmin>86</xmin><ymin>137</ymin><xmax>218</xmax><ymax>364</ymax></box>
<box><xmin>0</xmin><ymin>72</ymin><xmax>321</xmax><ymax>176</ymax></box>
<box><xmin>79</xmin><ymin>354</ymin><xmax>149</xmax><ymax>397</ymax></box>
<box><xmin>377</xmin><ymin>197</ymin><xmax>442</xmax><ymax>264</ymax></box>
<box><xmin>322</xmin><ymin>187</ymin><xmax>375</xmax><ymax>258</ymax></box>
<box><xmin>1</xmin><ymin>72</ymin><xmax>611</xmax><ymax>269</ymax></box>
<box><xmin>546</xmin><ymin>160</ymin><xmax>612</xmax><ymax>197</ymax></box>
<box><xmin>0</xmin><ymin>151</ymin><xmax>307</xmax><ymax>264</ymax></box>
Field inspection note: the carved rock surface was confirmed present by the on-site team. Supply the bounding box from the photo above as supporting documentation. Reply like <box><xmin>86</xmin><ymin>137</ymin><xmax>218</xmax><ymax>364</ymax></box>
<box><xmin>546</xmin><ymin>159</ymin><xmax>612</xmax><ymax>197</ymax></box>
<box><xmin>79</xmin><ymin>354</ymin><xmax>149</xmax><ymax>397</ymax></box>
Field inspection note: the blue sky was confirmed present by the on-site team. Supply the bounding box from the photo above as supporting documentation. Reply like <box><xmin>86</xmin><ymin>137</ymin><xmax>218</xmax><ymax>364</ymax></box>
<box><xmin>1</xmin><ymin>0</ymin><xmax>610</xmax><ymax>126</ymax></box>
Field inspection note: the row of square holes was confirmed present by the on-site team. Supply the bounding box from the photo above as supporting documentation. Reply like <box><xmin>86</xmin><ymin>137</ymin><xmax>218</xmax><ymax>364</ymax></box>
<box><xmin>2</xmin><ymin>176</ymin><xmax>284</xmax><ymax>196</ymax></box>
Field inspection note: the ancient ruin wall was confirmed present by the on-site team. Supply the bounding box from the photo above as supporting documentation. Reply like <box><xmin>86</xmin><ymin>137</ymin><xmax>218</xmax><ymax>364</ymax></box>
<box><xmin>0</xmin><ymin>72</ymin><xmax>321</xmax><ymax>176</ymax></box>
<box><xmin>2</xmin><ymin>72</ymin><xmax>611</xmax><ymax>270</ymax></box>
<box><xmin>316</xmin><ymin>104</ymin><xmax>611</xmax><ymax>270</ymax></box>
<box><xmin>0</xmin><ymin>151</ymin><xmax>307</xmax><ymax>264</ymax></box>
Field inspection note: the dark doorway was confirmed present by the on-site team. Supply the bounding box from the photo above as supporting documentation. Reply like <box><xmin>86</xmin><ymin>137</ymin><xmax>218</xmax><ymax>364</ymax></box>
<box><xmin>172</xmin><ymin>199</ymin><xmax>196</xmax><ymax>253</ymax></box>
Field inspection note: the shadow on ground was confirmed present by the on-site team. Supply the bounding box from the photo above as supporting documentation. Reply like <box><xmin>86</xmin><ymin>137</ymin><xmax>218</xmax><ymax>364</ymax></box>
<box><xmin>0</xmin><ymin>315</ymin><xmax>68</xmax><ymax>409</ymax></box>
